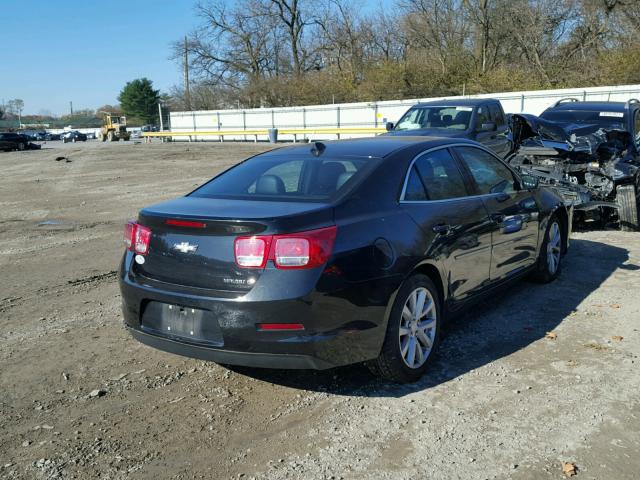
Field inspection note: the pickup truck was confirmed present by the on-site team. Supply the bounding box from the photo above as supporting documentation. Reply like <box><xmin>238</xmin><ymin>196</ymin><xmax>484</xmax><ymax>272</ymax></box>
<box><xmin>384</xmin><ymin>98</ymin><xmax>511</xmax><ymax>157</ymax></box>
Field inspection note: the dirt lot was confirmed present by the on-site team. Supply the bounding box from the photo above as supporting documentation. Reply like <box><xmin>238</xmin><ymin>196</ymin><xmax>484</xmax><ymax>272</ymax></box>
<box><xmin>1</xmin><ymin>140</ymin><xmax>639</xmax><ymax>480</ymax></box>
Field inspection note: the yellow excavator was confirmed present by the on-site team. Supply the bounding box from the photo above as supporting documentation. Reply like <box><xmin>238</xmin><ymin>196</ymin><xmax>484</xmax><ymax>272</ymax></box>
<box><xmin>98</xmin><ymin>113</ymin><xmax>131</xmax><ymax>142</ymax></box>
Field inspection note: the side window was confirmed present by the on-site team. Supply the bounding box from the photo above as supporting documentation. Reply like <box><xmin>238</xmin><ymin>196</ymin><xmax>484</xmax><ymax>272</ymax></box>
<box><xmin>635</xmin><ymin>111</ymin><xmax>640</xmax><ymax>145</ymax></box>
<box><xmin>476</xmin><ymin>106</ymin><xmax>490</xmax><ymax>129</ymax></box>
<box><xmin>403</xmin><ymin>148</ymin><xmax>468</xmax><ymax>201</ymax></box>
<box><xmin>455</xmin><ymin>146</ymin><xmax>516</xmax><ymax>195</ymax></box>
<box><xmin>488</xmin><ymin>103</ymin><xmax>505</xmax><ymax>126</ymax></box>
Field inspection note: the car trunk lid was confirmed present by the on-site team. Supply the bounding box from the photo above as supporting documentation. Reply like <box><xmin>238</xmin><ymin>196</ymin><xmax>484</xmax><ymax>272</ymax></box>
<box><xmin>133</xmin><ymin>196</ymin><xmax>333</xmax><ymax>292</ymax></box>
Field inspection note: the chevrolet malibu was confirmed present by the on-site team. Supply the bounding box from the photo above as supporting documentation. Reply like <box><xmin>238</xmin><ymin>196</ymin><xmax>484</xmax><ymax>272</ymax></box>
<box><xmin>120</xmin><ymin>137</ymin><xmax>570</xmax><ymax>383</ymax></box>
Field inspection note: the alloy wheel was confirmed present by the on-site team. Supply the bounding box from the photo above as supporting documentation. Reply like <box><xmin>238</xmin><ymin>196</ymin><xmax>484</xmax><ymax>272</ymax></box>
<box><xmin>547</xmin><ymin>221</ymin><xmax>561</xmax><ymax>274</ymax></box>
<box><xmin>399</xmin><ymin>287</ymin><xmax>437</xmax><ymax>369</ymax></box>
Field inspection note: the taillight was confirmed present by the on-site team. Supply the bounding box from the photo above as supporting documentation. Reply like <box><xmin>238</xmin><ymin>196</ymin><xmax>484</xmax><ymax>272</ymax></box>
<box><xmin>124</xmin><ymin>221</ymin><xmax>152</xmax><ymax>255</ymax></box>
<box><xmin>134</xmin><ymin>225</ymin><xmax>151</xmax><ymax>254</ymax></box>
<box><xmin>272</xmin><ymin>226</ymin><xmax>336</xmax><ymax>269</ymax></box>
<box><xmin>234</xmin><ymin>236</ymin><xmax>271</xmax><ymax>268</ymax></box>
<box><xmin>124</xmin><ymin>221</ymin><xmax>135</xmax><ymax>249</ymax></box>
<box><xmin>165</xmin><ymin>219</ymin><xmax>207</xmax><ymax>228</ymax></box>
<box><xmin>234</xmin><ymin>226</ymin><xmax>337</xmax><ymax>270</ymax></box>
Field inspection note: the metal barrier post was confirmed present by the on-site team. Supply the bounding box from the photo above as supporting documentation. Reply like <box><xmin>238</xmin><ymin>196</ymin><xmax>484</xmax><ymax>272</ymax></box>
<box><xmin>243</xmin><ymin>110</ymin><xmax>247</xmax><ymax>142</ymax></box>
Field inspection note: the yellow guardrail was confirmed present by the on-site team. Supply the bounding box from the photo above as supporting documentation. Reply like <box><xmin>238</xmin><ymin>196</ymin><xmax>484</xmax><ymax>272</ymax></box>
<box><xmin>141</xmin><ymin>127</ymin><xmax>387</xmax><ymax>139</ymax></box>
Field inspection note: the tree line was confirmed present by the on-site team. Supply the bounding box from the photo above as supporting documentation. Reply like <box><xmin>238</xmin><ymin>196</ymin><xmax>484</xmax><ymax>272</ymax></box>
<box><xmin>166</xmin><ymin>0</ymin><xmax>640</xmax><ymax>110</ymax></box>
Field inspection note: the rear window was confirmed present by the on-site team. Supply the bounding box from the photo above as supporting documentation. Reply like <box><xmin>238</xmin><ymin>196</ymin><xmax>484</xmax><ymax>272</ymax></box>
<box><xmin>541</xmin><ymin>110</ymin><xmax>627</xmax><ymax>129</ymax></box>
<box><xmin>190</xmin><ymin>154</ymin><xmax>381</xmax><ymax>202</ymax></box>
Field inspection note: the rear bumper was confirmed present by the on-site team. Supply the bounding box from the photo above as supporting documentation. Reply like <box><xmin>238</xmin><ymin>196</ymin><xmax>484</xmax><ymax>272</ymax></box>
<box><xmin>119</xmin><ymin>254</ymin><xmax>389</xmax><ymax>370</ymax></box>
<box><xmin>127</xmin><ymin>327</ymin><xmax>333</xmax><ymax>369</ymax></box>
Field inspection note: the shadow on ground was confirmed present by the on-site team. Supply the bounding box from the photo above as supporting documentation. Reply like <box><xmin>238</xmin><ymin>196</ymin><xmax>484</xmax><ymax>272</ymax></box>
<box><xmin>229</xmin><ymin>239</ymin><xmax>633</xmax><ymax>397</ymax></box>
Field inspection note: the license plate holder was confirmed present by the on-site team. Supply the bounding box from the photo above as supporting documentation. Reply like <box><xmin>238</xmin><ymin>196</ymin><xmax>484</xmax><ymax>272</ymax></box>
<box><xmin>141</xmin><ymin>301</ymin><xmax>223</xmax><ymax>346</ymax></box>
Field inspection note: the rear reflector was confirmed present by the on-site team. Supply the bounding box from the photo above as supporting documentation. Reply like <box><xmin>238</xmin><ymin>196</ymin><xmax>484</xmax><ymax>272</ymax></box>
<box><xmin>257</xmin><ymin>323</ymin><xmax>305</xmax><ymax>331</ymax></box>
<box><xmin>124</xmin><ymin>221</ymin><xmax>152</xmax><ymax>255</ymax></box>
<box><xmin>165</xmin><ymin>219</ymin><xmax>207</xmax><ymax>228</ymax></box>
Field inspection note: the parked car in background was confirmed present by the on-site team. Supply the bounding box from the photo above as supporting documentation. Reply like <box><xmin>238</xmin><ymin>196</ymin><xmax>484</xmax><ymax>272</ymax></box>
<box><xmin>385</xmin><ymin>99</ymin><xmax>512</xmax><ymax>157</ymax></box>
<box><xmin>22</xmin><ymin>130</ymin><xmax>47</xmax><ymax>141</ymax></box>
<box><xmin>85</xmin><ymin>131</ymin><xmax>96</xmax><ymax>140</ymax></box>
<box><xmin>120</xmin><ymin>136</ymin><xmax>570</xmax><ymax>383</ymax></box>
<box><xmin>508</xmin><ymin>98</ymin><xmax>640</xmax><ymax>231</ymax></box>
<box><xmin>44</xmin><ymin>132</ymin><xmax>61</xmax><ymax>141</ymax></box>
<box><xmin>61</xmin><ymin>131</ymin><xmax>88</xmax><ymax>143</ymax></box>
<box><xmin>0</xmin><ymin>132</ymin><xmax>39</xmax><ymax>151</ymax></box>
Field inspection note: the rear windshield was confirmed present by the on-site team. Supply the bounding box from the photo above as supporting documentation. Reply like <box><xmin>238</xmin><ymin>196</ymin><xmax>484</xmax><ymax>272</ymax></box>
<box><xmin>190</xmin><ymin>154</ymin><xmax>381</xmax><ymax>202</ymax></box>
<box><xmin>395</xmin><ymin>106</ymin><xmax>473</xmax><ymax>131</ymax></box>
<box><xmin>541</xmin><ymin>110</ymin><xmax>627</xmax><ymax>129</ymax></box>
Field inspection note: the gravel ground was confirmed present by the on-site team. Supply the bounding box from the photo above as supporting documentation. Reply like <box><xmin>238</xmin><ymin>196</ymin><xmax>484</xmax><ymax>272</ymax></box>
<box><xmin>1</xmin><ymin>140</ymin><xmax>639</xmax><ymax>480</ymax></box>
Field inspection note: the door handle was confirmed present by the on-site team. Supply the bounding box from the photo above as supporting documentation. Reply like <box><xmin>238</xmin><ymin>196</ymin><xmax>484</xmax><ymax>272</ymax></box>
<box><xmin>432</xmin><ymin>223</ymin><xmax>450</xmax><ymax>235</ymax></box>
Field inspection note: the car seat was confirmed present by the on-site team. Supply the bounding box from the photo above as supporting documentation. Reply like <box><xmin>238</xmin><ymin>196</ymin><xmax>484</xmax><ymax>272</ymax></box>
<box><xmin>256</xmin><ymin>174</ymin><xmax>286</xmax><ymax>194</ymax></box>
<box><xmin>313</xmin><ymin>162</ymin><xmax>347</xmax><ymax>195</ymax></box>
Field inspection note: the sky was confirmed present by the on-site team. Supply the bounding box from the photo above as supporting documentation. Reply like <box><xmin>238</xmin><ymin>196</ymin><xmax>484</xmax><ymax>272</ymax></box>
<box><xmin>0</xmin><ymin>0</ymin><xmax>199</xmax><ymax>115</ymax></box>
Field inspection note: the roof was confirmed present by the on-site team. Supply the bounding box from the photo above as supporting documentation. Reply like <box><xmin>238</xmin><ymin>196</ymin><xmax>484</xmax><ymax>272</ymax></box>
<box><xmin>262</xmin><ymin>136</ymin><xmax>479</xmax><ymax>159</ymax></box>
<box><xmin>546</xmin><ymin>101</ymin><xmax>636</xmax><ymax>113</ymax></box>
<box><xmin>411</xmin><ymin>98</ymin><xmax>500</xmax><ymax>107</ymax></box>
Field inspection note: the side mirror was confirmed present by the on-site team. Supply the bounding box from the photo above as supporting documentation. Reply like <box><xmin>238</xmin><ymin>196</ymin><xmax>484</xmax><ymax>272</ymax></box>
<box><xmin>385</xmin><ymin>122</ymin><xmax>394</xmax><ymax>131</ymax></box>
<box><xmin>520</xmin><ymin>174</ymin><xmax>539</xmax><ymax>190</ymax></box>
<box><xmin>480</xmin><ymin>122</ymin><xmax>496</xmax><ymax>132</ymax></box>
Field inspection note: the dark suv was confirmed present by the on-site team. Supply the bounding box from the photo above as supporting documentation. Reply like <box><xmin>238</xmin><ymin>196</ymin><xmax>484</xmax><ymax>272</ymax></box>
<box><xmin>385</xmin><ymin>99</ymin><xmax>511</xmax><ymax>157</ymax></box>
<box><xmin>508</xmin><ymin>98</ymin><xmax>640</xmax><ymax>230</ymax></box>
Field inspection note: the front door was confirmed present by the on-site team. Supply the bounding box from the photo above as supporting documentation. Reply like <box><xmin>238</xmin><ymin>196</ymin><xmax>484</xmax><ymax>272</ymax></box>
<box><xmin>453</xmin><ymin>145</ymin><xmax>540</xmax><ymax>281</ymax></box>
<box><xmin>400</xmin><ymin>147</ymin><xmax>493</xmax><ymax>302</ymax></box>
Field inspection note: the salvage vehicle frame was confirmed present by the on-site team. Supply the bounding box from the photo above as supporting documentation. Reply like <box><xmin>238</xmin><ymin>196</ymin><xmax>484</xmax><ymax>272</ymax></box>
<box><xmin>506</xmin><ymin>98</ymin><xmax>640</xmax><ymax>230</ymax></box>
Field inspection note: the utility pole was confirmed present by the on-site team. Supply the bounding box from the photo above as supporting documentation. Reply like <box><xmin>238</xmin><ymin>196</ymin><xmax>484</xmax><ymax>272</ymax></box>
<box><xmin>158</xmin><ymin>102</ymin><xmax>164</xmax><ymax>131</ymax></box>
<box><xmin>70</xmin><ymin>101</ymin><xmax>73</xmax><ymax>115</ymax></box>
<box><xmin>183</xmin><ymin>36</ymin><xmax>191</xmax><ymax>111</ymax></box>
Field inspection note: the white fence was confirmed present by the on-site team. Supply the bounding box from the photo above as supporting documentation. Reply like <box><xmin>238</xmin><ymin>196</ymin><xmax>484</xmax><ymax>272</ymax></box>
<box><xmin>169</xmin><ymin>84</ymin><xmax>640</xmax><ymax>142</ymax></box>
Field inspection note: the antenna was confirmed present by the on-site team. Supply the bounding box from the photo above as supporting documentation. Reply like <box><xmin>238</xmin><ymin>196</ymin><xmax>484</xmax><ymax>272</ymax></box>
<box><xmin>311</xmin><ymin>142</ymin><xmax>326</xmax><ymax>157</ymax></box>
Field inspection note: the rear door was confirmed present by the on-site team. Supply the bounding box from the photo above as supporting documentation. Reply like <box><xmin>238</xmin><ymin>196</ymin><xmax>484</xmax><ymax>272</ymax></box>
<box><xmin>400</xmin><ymin>147</ymin><xmax>493</xmax><ymax>303</ymax></box>
<box><xmin>452</xmin><ymin>145</ymin><xmax>539</xmax><ymax>281</ymax></box>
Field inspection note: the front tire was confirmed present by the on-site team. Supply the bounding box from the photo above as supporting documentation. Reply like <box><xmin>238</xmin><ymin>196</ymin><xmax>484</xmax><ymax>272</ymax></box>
<box><xmin>532</xmin><ymin>215</ymin><xmax>563</xmax><ymax>283</ymax></box>
<box><xmin>617</xmin><ymin>184</ymin><xmax>639</xmax><ymax>231</ymax></box>
<box><xmin>368</xmin><ymin>274</ymin><xmax>441</xmax><ymax>383</ymax></box>
<box><xmin>18</xmin><ymin>142</ymin><xmax>25</xmax><ymax>151</ymax></box>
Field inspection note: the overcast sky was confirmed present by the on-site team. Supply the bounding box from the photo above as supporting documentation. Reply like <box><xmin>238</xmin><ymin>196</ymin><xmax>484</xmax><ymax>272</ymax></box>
<box><xmin>1</xmin><ymin>0</ymin><xmax>199</xmax><ymax>115</ymax></box>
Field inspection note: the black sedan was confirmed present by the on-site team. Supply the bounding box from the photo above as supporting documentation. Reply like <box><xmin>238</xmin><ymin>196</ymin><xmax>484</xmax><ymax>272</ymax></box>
<box><xmin>0</xmin><ymin>132</ymin><xmax>32</xmax><ymax>151</ymax></box>
<box><xmin>61</xmin><ymin>131</ymin><xmax>87</xmax><ymax>143</ymax></box>
<box><xmin>120</xmin><ymin>137</ymin><xmax>571</xmax><ymax>383</ymax></box>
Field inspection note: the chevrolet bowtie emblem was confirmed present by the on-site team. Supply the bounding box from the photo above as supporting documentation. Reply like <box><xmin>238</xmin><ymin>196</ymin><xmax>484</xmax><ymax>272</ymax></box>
<box><xmin>173</xmin><ymin>242</ymin><xmax>198</xmax><ymax>253</ymax></box>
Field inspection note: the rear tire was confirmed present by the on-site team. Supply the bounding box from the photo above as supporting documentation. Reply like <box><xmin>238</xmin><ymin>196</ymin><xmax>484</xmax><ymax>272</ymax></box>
<box><xmin>18</xmin><ymin>142</ymin><xmax>25</xmax><ymax>151</ymax></box>
<box><xmin>107</xmin><ymin>131</ymin><xmax>114</xmax><ymax>142</ymax></box>
<box><xmin>531</xmin><ymin>214</ymin><xmax>563</xmax><ymax>283</ymax></box>
<box><xmin>616</xmin><ymin>184</ymin><xmax>639</xmax><ymax>231</ymax></box>
<box><xmin>368</xmin><ymin>274</ymin><xmax>441</xmax><ymax>383</ymax></box>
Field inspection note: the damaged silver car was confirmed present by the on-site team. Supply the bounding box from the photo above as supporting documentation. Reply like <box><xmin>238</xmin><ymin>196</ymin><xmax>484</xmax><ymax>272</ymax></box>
<box><xmin>507</xmin><ymin>98</ymin><xmax>640</xmax><ymax>230</ymax></box>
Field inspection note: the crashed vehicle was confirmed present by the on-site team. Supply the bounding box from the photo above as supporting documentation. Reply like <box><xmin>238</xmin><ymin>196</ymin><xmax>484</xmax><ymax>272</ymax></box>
<box><xmin>507</xmin><ymin>98</ymin><xmax>640</xmax><ymax>230</ymax></box>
